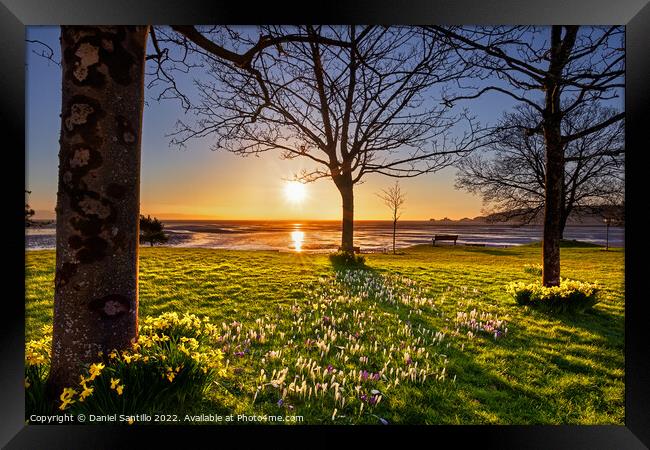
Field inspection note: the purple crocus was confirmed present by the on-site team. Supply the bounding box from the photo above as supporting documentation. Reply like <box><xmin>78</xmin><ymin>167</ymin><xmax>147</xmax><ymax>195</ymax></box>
<box><xmin>277</xmin><ymin>399</ymin><xmax>284</xmax><ymax>407</ymax></box>
<box><xmin>327</xmin><ymin>364</ymin><xmax>334</xmax><ymax>373</ymax></box>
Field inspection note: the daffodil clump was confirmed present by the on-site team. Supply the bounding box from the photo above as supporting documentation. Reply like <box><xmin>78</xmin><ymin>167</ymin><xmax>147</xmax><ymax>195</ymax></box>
<box><xmin>25</xmin><ymin>325</ymin><xmax>53</xmax><ymax>415</ymax></box>
<box><xmin>507</xmin><ymin>278</ymin><xmax>599</xmax><ymax>312</ymax></box>
<box><xmin>328</xmin><ymin>251</ymin><xmax>366</xmax><ymax>267</ymax></box>
<box><xmin>140</xmin><ymin>311</ymin><xmax>221</xmax><ymax>342</ymax></box>
<box><xmin>25</xmin><ymin>313</ymin><xmax>226</xmax><ymax>418</ymax></box>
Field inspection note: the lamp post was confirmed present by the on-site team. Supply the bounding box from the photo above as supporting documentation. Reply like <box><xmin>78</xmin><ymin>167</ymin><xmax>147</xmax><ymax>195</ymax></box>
<box><xmin>604</xmin><ymin>217</ymin><xmax>612</xmax><ymax>251</ymax></box>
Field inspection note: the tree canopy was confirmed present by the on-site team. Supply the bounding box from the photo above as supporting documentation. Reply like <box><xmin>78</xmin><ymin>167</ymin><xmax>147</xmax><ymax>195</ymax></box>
<box><xmin>140</xmin><ymin>215</ymin><xmax>169</xmax><ymax>247</ymax></box>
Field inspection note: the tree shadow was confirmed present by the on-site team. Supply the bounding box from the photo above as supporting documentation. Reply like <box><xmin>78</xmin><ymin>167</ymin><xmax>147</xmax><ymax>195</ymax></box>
<box><xmin>523</xmin><ymin>303</ymin><xmax>623</xmax><ymax>341</ymax></box>
<box><xmin>324</xmin><ymin>262</ymin><xmax>622</xmax><ymax>424</ymax></box>
<box><xmin>467</xmin><ymin>248</ymin><xmax>514</xmax><ymax>256</ymax></box>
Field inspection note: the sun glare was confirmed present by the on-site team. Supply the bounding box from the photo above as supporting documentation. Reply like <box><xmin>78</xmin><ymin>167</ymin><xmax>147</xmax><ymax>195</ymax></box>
<box><xmin>284</xmin><ymin>181</ymin><xmax>307</xmax><ymax>203</ymax></box>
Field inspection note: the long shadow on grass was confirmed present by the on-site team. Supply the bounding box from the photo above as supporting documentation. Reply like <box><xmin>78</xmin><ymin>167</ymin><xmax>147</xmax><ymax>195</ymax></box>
<box><xmin>466</xmin><ymin>248</ymin><xmax>514</xmax><ymax>256</ymax></box>
<box><xmin>329</xmin><ymin>263</ymin><xmax>536</xmax><ymax>423</ymax></box>
<box><xmin>522</xmin><ymin>304</ymin><xmax>623</xmax><ymax>346</ymax></box>
<box><xmin>330</xmin><ymin>262</ymin><xmax>621</xmax><ymax>423</ymax></box>
<box><xmin>435</xmin><ymin>327</ymin><xmax>621</xmax><ymax>424</ymax></box>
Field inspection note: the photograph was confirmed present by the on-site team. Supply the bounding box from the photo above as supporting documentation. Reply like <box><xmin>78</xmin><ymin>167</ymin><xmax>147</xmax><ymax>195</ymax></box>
<box><xmin>0</xmin><ymin>0</ymin><xmax>646</xmax><ymax>444</ymax></box>
<box><xmin>22</xmin><ymin>24</ymin><xmax>628</xmax><ymax>427</ymax></box>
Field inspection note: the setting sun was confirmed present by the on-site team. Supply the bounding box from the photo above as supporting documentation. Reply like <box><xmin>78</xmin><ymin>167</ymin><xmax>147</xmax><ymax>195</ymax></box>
<box><xmin>284</xmin><ymin>181</ymin><xmax>307</xmax><ymax>203</ymax></box>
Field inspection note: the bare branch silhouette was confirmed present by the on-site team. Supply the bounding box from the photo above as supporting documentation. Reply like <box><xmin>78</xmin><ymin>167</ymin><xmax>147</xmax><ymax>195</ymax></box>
<box><xmin>427</xmin><ymin>25</ymin><xmax>624</xmax><ymax>286</ymax></box>
<box><xmin>159</xmin><ymin>26</ymin><xmax>490</xmax><ymax>252</ymax></box>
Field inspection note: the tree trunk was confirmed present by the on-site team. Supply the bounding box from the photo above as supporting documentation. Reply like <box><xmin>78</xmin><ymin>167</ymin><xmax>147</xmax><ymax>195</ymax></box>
<box><xmin>336</xmin><ymin>175</ymin><xmax>355</xmax><ymax>253</ymax></box>
<box><xmin>392</xmin><ymin>219</ymin><xmax>397</xmax><ymax>254</ymax></box>
<box><xmin>541</xmin><ymin>26</ymin><xmax>573</xmax><ymax>287</ymax></box>
<box><xmin>48</xmin><ymin>26</ymin><xmax>148</xmax><ymax>394</ymax></box>
<box><xmin>542</xmin><ymin>124</ymin><xmax>564</xmax><ymax>287</ymax></box>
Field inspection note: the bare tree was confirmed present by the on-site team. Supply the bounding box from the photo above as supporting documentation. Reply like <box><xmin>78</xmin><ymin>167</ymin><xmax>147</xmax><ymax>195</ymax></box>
<box><xmin>44</xmin><ymin>25</ymin><xmax>362</xmax><ymax>395</ymax></box>
<box><xmin>427</xmin><ymin>26</ymin><xmax>624</xmax><ymax>286</ymax></box>
<box><xmin>377</xmin><ymin>181</ymin><xmax>406</xmax><ymax>254</ymax></box>
<box><xmin>164</xmin><ymin>25</ymin><xmax>484</xmax><ymax>253</ymax></box>
<box><xmin>456</xmin><ymin>102</ymin><xmax>624</xmax><ymax>238</ymax></box>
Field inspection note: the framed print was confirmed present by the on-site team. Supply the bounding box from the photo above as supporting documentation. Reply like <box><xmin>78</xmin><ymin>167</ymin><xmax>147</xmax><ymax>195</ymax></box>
<box><xmin>2</xmin><ymin>0</ymin><xmax>649</xmax><ymax>447</ymax></box>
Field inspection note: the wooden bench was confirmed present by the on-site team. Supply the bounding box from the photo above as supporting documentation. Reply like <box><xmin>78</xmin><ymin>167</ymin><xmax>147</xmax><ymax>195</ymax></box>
<box><xmin>338</xmin><ymin>246</ymin><xmax>361</xmax><ymax>254</ymax></box>
<box><xmin>432</xmin><ymin>234</ymin><xmax>458</xmax><ymax>246</ymax></box>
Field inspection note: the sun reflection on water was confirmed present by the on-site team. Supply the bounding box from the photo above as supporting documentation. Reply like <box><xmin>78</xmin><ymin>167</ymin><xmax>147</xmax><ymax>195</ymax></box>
<box><xmin>291</xmin><ymin>230</ymin><xmax>305</xmax><ymax>252</ymax></box>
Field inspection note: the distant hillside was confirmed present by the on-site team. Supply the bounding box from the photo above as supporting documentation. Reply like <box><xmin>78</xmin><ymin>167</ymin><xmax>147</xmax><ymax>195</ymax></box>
<box><xmin>431</xmin><ymin>205</ymin><xmax>624</xmax><ymax>226</ymax></box>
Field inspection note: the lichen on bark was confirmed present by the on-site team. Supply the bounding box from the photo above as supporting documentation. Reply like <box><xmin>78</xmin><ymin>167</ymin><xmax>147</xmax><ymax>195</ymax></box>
<box><xmin>49</xmin><ymin>26</ymin><xmax>148</xmax><ymax>393</ymax></box>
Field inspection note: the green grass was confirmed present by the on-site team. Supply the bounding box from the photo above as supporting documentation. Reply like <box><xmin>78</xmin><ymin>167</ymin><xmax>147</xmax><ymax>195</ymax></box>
<box><xmin>25</xmin><ymin>244</ymin><xmax>624</xmax><ymax>424</ymax></box>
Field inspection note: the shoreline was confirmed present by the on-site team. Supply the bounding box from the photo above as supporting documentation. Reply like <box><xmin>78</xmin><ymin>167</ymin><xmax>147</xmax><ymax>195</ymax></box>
<box><xmin>26</xmin><ymin>222</ymin><xmax>624</xmax><ymax>252</ymax></box>
<box><xmin>25</xmin><ymin>240</ymin><xmax>623</xmax><ymax>253</ymax></box>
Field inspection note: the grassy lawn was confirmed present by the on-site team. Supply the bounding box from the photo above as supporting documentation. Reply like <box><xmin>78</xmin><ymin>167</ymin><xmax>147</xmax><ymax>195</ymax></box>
<box><xmin>25</xmin><ymin>243</ymin><xmax>624</xmax><ymax>424</ymax></box>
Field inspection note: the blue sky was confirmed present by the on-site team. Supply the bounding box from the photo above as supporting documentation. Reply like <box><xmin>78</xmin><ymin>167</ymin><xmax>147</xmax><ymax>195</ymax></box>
<box><xmin>25</xmin><ymin>26</ymin><xmax>623</xmax><ymax>220</ymax></box>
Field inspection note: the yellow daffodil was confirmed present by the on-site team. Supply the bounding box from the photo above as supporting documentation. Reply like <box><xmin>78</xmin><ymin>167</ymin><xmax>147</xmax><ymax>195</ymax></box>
<box><xmin>59</xmin><ymin>398</ymin><xmax>74</xmax><ymax>411</ymax></box>
<box><xmin>178</xmin><ymin>343</ymin><xmax>190</xmax><ymax>355</ymax></box>
<box><xmin>61</xmin><ymin>387</ymin><xmax>76</xmax><ymax>400</ymax></box>
<box><xmin>116</xmin><ymin>385</ymin><xmax>124</xmax><ymax>395</ymax></box>
<box><xmin>25</xmin><ymin>339</ymin><xmax>50</xmax><ymax>366</ymax></box>
<box><xmin>79</xmin><ymin>384</ymin><xmax>94</xmax><ymax>402</ymax></box>
<box><xmin>59</xmin><ymin>388</ymin><xmax>77</xmax><ymax>410</ymax></box>
<box><xmin>88</xmin><ymin>362</ymin><xmax>105</xmax><ymax>380</ymax></box>
<box><xmin>110</xmin><ymin>378</ymin><xmax>120</xmax><ymax>389</ymax></box>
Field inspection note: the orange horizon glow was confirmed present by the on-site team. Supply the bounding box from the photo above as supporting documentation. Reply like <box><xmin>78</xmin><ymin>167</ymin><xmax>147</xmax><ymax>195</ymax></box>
<box><xmin>29</xmin><ymin>152</ymin><xmax>485</xmax><ymax>222</ymax></box>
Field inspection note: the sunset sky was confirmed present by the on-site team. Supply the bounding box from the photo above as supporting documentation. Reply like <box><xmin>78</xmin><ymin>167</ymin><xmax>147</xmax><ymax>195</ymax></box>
<box><xmin>26</xmin><ymin>26</ymin><xmax>622</xmax><ymax>221</ymax></box>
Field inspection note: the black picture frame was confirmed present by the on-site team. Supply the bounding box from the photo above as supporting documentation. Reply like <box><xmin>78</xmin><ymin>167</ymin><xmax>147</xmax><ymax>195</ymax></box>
<box><xmin>2</xmin><ymin>0</ymin><xmax>648</xmax><ymax>447</ymax></box>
